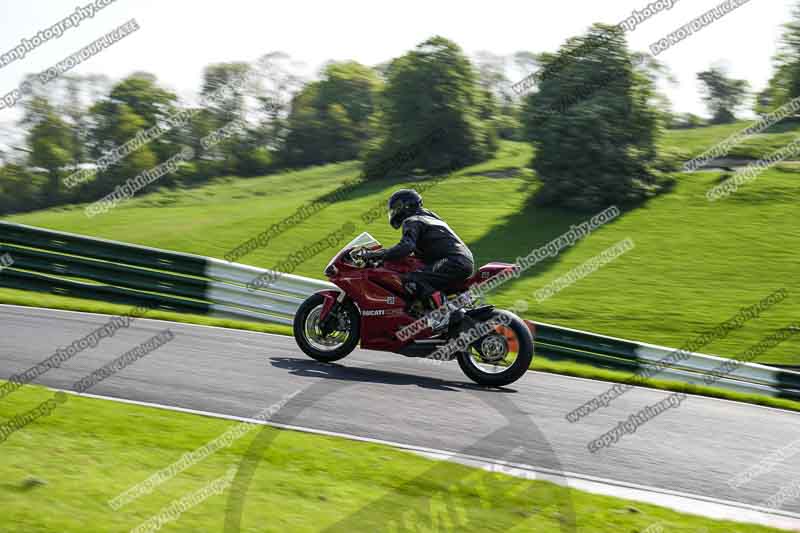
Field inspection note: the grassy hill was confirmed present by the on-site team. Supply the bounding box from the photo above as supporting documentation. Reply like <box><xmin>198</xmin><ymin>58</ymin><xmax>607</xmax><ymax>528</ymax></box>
<box><xmin>660</xmin><ymin>119</ymin><xmax>800</xmax><ymax>161</ymax></box>
<box><xmin>2</xmin><ymin>127</ymin><xmax>799</xmax><ymax>365</ymax></box>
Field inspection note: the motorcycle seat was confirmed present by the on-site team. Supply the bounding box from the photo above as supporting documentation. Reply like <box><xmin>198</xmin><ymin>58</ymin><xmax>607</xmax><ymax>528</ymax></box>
<box><xmin>444</xmin><ymin>261</ymin><xmax>518</xmax><ymax>295</ymax></box>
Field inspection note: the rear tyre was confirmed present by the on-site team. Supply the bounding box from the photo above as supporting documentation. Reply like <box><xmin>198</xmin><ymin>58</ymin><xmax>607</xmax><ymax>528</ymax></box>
<box><xmin>456</xmin><ymin>310</ymin><xmax>534</xmax><ymax>388</ymax></box>
<box><xmin>293</xmin><ymin>293</ymin><xmax>360</xmax><ymax>363</ymax></box>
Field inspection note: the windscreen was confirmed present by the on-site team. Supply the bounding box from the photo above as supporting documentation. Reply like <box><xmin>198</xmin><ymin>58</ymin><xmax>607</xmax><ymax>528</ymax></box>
<box><xmin>339</xmin><ymin>232</ymin><xmax>380</xmax><ymax>254</ymax></box>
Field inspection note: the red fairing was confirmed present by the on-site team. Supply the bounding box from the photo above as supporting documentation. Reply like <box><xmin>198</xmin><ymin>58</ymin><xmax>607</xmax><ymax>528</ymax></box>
<box><xmin>331</xmin><ymin>258</ymin><xmax>423</xmax><ymax>351</ymax></box>
<box><xmin>325</xmin><ymin>243</ymin><xmax>517</xmax><ymax>353</ymax></box>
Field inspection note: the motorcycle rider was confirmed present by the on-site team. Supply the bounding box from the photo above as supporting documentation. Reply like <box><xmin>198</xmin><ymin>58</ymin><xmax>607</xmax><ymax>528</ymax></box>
<box><xmin>362</xmin><ymin>189</ymin><xmax>475</xmax><ymax>325</ymax></box>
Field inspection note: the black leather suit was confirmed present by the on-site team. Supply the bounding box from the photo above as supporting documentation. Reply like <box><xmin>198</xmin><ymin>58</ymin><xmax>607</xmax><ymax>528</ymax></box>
<box><xmin>383</xmin><ymin>208</ymin><xmax>475</xmax><ymax>298</ymax></box>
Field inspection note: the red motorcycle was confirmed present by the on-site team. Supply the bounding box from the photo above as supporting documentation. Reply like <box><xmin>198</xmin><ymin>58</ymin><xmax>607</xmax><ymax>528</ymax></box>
<box><xmin>293</xmin><ymin>233</ymin><xmax>534</xmax><ymax>387</ymax></box>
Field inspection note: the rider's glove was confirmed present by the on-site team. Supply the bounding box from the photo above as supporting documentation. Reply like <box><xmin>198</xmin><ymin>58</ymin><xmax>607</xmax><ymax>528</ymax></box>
<box><xmin>361</xmin><ymin>249</ymin><xmax>386</xmax><ymax>264</ymax></box>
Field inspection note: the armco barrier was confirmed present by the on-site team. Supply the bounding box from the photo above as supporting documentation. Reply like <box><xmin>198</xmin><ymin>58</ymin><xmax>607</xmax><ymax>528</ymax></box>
<box><xmin>0</xmin><ymin>222</ymin><xmax>798</xmax><ymax>400</ymax></box>
<box><xmin>535</xmin><ymin>322</ymin><xmax>800</xmax><ymax>394</ymax></box>
<box><xmin>0</xmin><ymin>222</ymin><xmax>333</xmax><ymax>325</ymax></box>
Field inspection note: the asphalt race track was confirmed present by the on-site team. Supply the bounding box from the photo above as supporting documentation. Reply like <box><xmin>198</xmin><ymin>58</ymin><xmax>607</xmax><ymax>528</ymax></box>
<box><xmin>2</xmin><ymin>305</ymin><xmax>799</xmax><ymax>528</ymax></box>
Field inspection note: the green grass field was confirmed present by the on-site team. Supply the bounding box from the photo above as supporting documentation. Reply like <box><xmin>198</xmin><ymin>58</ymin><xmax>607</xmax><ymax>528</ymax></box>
<box><xmin>3</xmin><ymin>131</ymin><xmax>799</xmax><ymax>366</ymax></box>
<box><xmin>660</xmin><ymin>119</ymin><xmax>800</xmax><ymax>161</ymax></box>
<box><xmin>0</xmin><ymin>382</ymin><xmax>784</xmax><ymax>533</ymax></box>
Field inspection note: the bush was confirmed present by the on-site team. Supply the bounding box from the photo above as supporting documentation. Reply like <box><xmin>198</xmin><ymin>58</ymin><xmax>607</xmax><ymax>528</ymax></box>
<box><xmin>0</xmin><ymin>164</ymin><xmax>45</xmax><ymax>214</ymax></box>
<box><xmin>236</xmin><ymin>147</ymin><xmax>274</xmax><ymax>176</ymax></box>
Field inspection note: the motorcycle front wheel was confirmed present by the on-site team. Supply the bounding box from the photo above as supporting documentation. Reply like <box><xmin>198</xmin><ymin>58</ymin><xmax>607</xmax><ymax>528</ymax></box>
<box><xmin>293</xmin><ymin>293</ymin><xmax>360</xmax><ymax>363</ymax></box>
<box><xmin>456</xmin><ymin>309</ymin><xmax>534</xmax><ymax>388</ymax></box>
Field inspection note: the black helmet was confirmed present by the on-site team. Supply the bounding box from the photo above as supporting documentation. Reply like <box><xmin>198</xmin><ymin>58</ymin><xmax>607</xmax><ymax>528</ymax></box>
<box><xmin>387</xmin><ymin>189</ymin><xmax>422</xmax><ymax>229</ymax></box>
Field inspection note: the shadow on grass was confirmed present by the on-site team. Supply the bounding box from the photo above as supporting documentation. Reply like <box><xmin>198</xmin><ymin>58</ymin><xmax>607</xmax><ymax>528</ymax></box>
<box><xmin>297</xmin><ymin>165</ymin><xmax>470</xmax><ymax>219</ymax></box>
<box><xmin>468</xmin><ymin>187</ymin><xmax>599</xmax><ymax>274</ymax></box>
<box><xmin>0</xmin><ymin>478</ymin><xmax>48</xmax><ymax>493</ymax></box>
<box><xmin>464</xmin><ymin>182</ymin><xmax>656</xmax><ymax>300</ymax></box>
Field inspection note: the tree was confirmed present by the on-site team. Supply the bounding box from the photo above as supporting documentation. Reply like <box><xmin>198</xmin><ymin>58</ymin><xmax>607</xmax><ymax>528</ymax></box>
<box><xmin>109</xmin><ymin>73</ymin><xmax>178</xmax><ymax>130</ymax></box>
<box><xmin>88</xmin><ymin>73</ymin><xmax>181</xmax><ymax>175</ymax></box>
<box><xmin>88</xmin><ymin>99</ymin><xmax>159</xmax><ymax>195</ymax></box>
<box><xmin>754</xmin><ymin>72</ymin><xmax>788</xmax><ymax>117</ymax></box>
<box><xmin>364</xmin><ymin>36</ymin><xmax>496</xmax><ymax>178</ymax></box>
<box><xmin>697</xmin><ymin>66</ymin><xmax>750</xmax><ymax>124</ymax></box>
<box><xmin>26</xmin><ymin>97</ymin><xmax>73</xmax><ymax>203</ymax></box>
<box><xmin>755</xmin><ymin>4</ymin><xmax>800</xmax><ymax>115</ymax></box>
<box><xmin>772</xmin><ymin>2</ymin><xmax>800</xmax><ymax>109</ymax></box>
<box><xmin>473</xmin><ymin>51</ymin><xmax>523</xmax><ymax>140</ymax></box>
<box><xmin>0</xmin><ymin>163</ymin><xmax>42</xmax><ymax>214</ymax></box>
<box><xmin>251</xmin><ymin>52</ymin><xmax>307</xmax><ymax>152</ymax></box>
<box><xmin>283</xmin><ymin>61</ymin><xmax>381</xmax><ymax>166</ymax></box>
<box><xmin>521</xmin><ymin>24</ymin><xmax>665</xmax><ymax>210</ymax></box>
<box><xmin>473</xmin><ymin>51</ymin><xmax>511</xmax><ymax>104</ymax></box>
<box><xmin>201</xmin><ymin>62</ymin><xmax>250</xmax><ymax>125</ymax></box>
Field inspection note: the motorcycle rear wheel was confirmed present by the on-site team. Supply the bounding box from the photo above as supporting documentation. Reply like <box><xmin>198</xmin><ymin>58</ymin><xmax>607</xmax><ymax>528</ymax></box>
<box><xmin>456</xmin><ymin>310</ymin><xmax>534</xmax><ymax>388</ymax></box>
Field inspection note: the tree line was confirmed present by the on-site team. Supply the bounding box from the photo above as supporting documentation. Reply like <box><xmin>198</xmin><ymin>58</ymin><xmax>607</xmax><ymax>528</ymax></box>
<box><xmin>3</xmin><ymin>4</ymin><xmax>800</xmax><ymax>215</ymax></box>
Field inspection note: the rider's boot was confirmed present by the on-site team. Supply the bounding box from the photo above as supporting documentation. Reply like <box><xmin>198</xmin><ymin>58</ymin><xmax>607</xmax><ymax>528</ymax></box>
<box><xmin>426</xmin><ymin>291</ymin><xmax>451</xmax><ymax>333</ymax></box>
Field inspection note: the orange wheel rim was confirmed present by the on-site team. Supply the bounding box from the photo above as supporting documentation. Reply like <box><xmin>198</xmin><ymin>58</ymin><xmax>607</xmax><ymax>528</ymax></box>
<box><xmin>494</xmin><ymin>325</ymin><xmax>518</xmax><ymax>353</ymax></box>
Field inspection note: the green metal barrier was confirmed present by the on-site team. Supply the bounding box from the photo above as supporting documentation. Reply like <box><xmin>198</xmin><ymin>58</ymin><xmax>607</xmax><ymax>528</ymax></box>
<box><xmin>0</xmin><ymin>222</ymin><xmax>207</xmax><ymax>276</ymax></box>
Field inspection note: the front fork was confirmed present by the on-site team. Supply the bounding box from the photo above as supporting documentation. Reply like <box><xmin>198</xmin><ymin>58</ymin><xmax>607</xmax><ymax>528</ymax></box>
<box><xmin>318</xmin><ymin>290</ymin><xmax>345</xmax><ymax>336</ymax></box>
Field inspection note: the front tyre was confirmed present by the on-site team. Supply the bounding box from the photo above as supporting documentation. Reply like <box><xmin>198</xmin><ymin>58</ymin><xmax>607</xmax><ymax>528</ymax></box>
<box><xmin>293</xmin><ymin>293</ymin><xmax>360</xmax><ymax>363</ymax></box>
<box><xmin>456</xmin><ymin>310</ymin><xmax>534</xmax><ymax>388</ymax></box>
